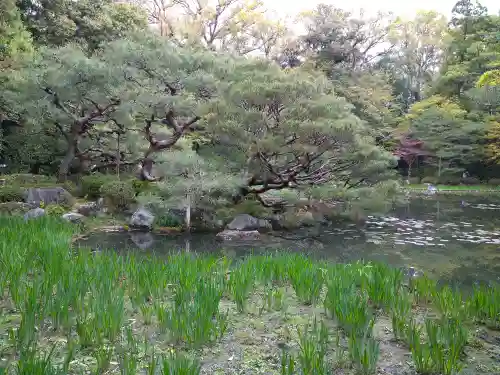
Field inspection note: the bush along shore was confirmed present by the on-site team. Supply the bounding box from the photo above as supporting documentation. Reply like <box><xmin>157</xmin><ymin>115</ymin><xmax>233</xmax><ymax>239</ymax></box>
<box><xmin>0</xmin><ymin>217</ymin><xmax>499</xmax><ymax>374</ymax></box>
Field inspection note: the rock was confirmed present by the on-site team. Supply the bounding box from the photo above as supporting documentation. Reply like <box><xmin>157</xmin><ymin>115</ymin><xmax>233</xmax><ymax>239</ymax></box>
<box><xmin>24</xmin><ymin>208</ymin><xmax>46</xmax><ymax>221</ymax></box>
<box><xmin>216</xmin><ymin>229</ymin><xmax>261</xmax><ymax>241</ymax></box>
<box><xmin>130</xmin><ymin>232</ymin><xmax>155</xmax><ymax>249</ymax></box>
<box><xmin>62</xmin><ymin>212</ymin><xmax>85</xmax><ymax>223</ymax></box>
<box><xmin>24</xmin><ymin>187</ymin><xmax>73</xmax><ymax>207</ymax></box>
<box><xmin>75</xmin><ymin>202</ymin><xmax>100</xmax><ymax>217</ymax></box>
<box><xmin>227</xmin><ymin>214</ymin><xmax>271</xmax><ymax>231</ymax></box>
<box><xmin>129</xmin><ymin>207</ymin><xmax>155</xmax><ymax>230</ymax></box>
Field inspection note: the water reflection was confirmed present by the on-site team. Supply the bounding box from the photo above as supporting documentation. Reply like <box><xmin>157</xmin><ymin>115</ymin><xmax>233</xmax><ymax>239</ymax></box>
<box><xmin>78</xmin><ymin>195</ymin><xmax>500</xmax><ymax>285</ymax></box>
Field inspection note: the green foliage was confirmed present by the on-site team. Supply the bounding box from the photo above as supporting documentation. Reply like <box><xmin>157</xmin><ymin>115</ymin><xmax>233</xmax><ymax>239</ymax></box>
<box><xmin>402</xmin><ymin>95</ymin><xmax>484</xmax><ymax>170</ymax></box>
<box><xmin>44</xmin><ymin>204</ymin><xmax>66</xmax><ymax>217</ymax></box>
<box><xmin>81</xmin><ymin>174</ymin><xmax>115</xmax><ymax>199</ymax></box>
<box><xmin>0</xmin><ymin>217</ymin><xmax>499</xmax><ymax>373</ymax></box>
<box><xmin>0</xmin><ymin>0</ymin><xmax>33</xmax><ymax>62</ymax></box>
<box><xmin>155</xmin><ymin>212</ymin><xmax>183</xmax><ymax>228</ymax></box>
<box><xmin>130</xmin><ymin>179</ymin><xmax>154</xmax><ymax>196</ymax></box>
<box><xmin>99</xmin><ymin>180</ymin><xmax>135</xmax><ymax>212</ymax></box>
<box><xmin>0</xmin><ymin>185</ymin><xmax>24</xmax><ymax>203</ymax></box>
<box><xmin>348</xmin><ymin>332</ymin><xmax>380</xmax><ymax>375</ymax></box>
<box><xmin>0</xmin><ymin>202</ymin><xmax>30</xmax><ymax>215</ymax></box>
<box><xmin>4</xmin><ymin>174</ymin><xmax>54</xmax><ymax>186</ymax></box>
<box><xmin>161</xmin><ymin>351</ymin><xmax>201</xmax><ymax>375</ymax></box>
<box><xmin>17</xmin><ymin>0</ymin><xmax>148</xmax><ymax>51</ymax></box>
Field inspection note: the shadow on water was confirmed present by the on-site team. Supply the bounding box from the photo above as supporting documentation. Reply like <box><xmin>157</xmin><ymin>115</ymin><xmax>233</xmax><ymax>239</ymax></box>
<box><xmin>78</xmin><ymin>194</ymin><xmax>500</xmax><ymax>286</ymax></box>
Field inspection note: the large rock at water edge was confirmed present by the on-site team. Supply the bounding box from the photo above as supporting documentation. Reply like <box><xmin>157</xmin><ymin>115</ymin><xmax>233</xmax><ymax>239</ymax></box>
<box><xmin>130</xmin><ymin>208</ymin><xmax>155</xmax><ymax>230</ymax></box>
<box><xmin>24</xmin><ymin>187</ymin><xmax>73</xmax><ymax>207</ymax></box>
<box><xmin>227</xmin><ymin>214</ymin><xmax>271</xmax><ymax>231</ymax></box>
<box><xmin>216</xmin><ymin>229</ymin><xmax>261</xmax><ymax>241</ymax></box>
<box><xmin>62</xmin><ymin>212</ymin><xmax>85</xmax><ymax>223</ymax></box>
<box><xmin>24</xmin><ymin>208</ymin><xmax>46</xmax><ymax>221</ymax></box>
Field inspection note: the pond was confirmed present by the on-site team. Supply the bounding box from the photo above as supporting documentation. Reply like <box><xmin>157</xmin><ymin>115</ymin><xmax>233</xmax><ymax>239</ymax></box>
<box><xmin>79</xmin><ymin>194</ymin><xmax>500</xmax><ymax>286</ymax></box>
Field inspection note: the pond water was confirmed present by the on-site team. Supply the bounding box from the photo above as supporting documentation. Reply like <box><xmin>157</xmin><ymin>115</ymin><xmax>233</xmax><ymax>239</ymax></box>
<box><xmin>79</xmin><ymin>194</ymin><xmax>500</xmax><ymax>286</ymax></box>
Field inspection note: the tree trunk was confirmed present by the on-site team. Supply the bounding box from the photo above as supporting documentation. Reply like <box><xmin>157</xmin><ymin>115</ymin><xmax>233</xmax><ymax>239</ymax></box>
<box><xmin>116</xmin><ymin>133</ymin><xmax>121</xmax><ymax>178</ymax></box>
<box><xmin>58</xmin><ymin>142</ymin><xmax>76</xmax><ymax>182</ymax></box>
<box><xmin>185</xmin><ymin>194</ymin><xmax>191</xmax><ymax>232</ymax></box>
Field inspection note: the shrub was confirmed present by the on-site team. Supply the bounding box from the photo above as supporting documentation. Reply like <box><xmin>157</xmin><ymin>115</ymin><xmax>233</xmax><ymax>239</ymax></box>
<box><xmin>130</xmin><ymin>179</ymin><xmax>159</xmax><ymax>196</ymax></box>
<box><xmin>408</xmin><ymin>177</ymin><xmax>421</xmax><ymax>184</ymax></box>
<box><xmin>421</xmin><ymin>177</ymin><xmax>438</xmax><ymax>184</ymax></box>
<box><xmin>99</xmin><ymin>180</ymin><xmax>136</xmax><ymax>212</ymax></box>
<box><xmin>61</xmin><ymin>180</ymin><xmax>78</xmax><ymax>196</ymax></box>
<box><xmin>81</xmin><ymin>174</ymin><xmax>115</xmax><ymax>199</ymax></box>
<box><xmin>438</xmin><ymin>175</ymin><xmax>462</xmax><ymax>185</ymax></box>
<box><xmin>5</xmin><ymin>174</ymin><xmax>54</xmax><ymax>186</ymax></box>
<box><xmin>45</xmin><ymin>204</ymin><xmax>67</xmax><ymax>216</ymax></box>
<box><xmin>461</xmin><ymin>176</ymin><xmax>481</xmax><ymax>185</ymax></box>
<box><xmin>0</xmin><ymin>185</ymin><xmax>25</xmax><ymax>203</ymax></box>
<box><xmin>156</xmin><ymin>211</ymin><xmax>183</xmax><ymax>227</ymax></box>
<box><xmin>488</xmin><ymin>178</ymin><xmax>500</xmax><ymax>186</ymax></box>
<box><xmin>0</xmin><ymin>202</ymin><xmax>31</xmax><ymax>215</ymax></box>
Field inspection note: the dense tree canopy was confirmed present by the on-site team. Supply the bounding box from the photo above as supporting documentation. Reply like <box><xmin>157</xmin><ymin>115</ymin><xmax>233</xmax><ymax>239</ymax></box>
<box><xmin>2</xmin><ymin>0</ymin><xmax>500</xmax><ymax>216</ymax></box>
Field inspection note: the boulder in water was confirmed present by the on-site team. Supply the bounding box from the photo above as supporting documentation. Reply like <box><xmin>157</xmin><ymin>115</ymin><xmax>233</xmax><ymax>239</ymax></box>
<box><xmin>129</xmin><ymin>208</ymin><xmax>155</xmax><ymax>230</ymax></box>
<box><xmin>227</xmin><ymin>214</ymin><xmax>271</xmax><ymax>231</ymax></box>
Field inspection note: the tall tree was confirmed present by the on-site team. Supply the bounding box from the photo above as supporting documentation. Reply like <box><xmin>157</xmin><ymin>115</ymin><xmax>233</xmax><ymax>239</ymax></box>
<box><xmin>384</xmin><ymin>10</ymin><xmax>448</xmax><ymax>112</ymax></box>
<box><xmin>129</xmin><ymin>0</ymin><xmax>286</xmax><ymax>56</ymax></box>
<box><xmin>0</xmin><ymin>0</ymin><xmax>32</xmax><ymax>64</ymax></box>
<box><xmin>434</xmin><ymin>0</ymin><xmax>491</xmax><ymax>98</ymax></box>
<box><xmin>6</xmin><ymin>32</ymin><xmax>396</xmax><ymax>200</ymax></box>
<box><xmin>401</xmin><ymin>95</ymin><xmax>484</xmax><ymax>175</ymax></box>
<box><xmin>298</xmin><ymin>5</ymin><xmax>398</xmax><ymax>135</ymax></box>
<box><xmin>16</xmin><ymin>0</ymin><xmax>148</xmax><ymax>51</ymax></box>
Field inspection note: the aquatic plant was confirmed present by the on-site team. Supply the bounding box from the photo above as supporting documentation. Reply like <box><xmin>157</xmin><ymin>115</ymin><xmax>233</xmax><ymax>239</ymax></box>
<box><xmin>407</xmin><ymin>319</ymin><xmax>434</xmax><ymax>374</ymax></box>
<box><xmin>348</xmin><ymin>331</ymin><xmax>380</xmax><ymax>375</ymax></box>
<box><xmin>161</xmin><ymin>351</ymin><xmax>201</xmax><ymax>375</ymax></box>
<box><xmin>228</xmin><ymin>262</ymin><xmax>255</xmax><ymax>312</ymax></box>
<box><xmin>260</xmin><ymin>286</ymin><xmax>285</xmax><ymax>314</ymax></box>
<box><xmin>362</xmin><ymin>263</ymin><xmax>403</xmax><ymax>310</ymax></box>
<box><xmin>468</xmin><ymin>283</ymin><xmax>500</xmax><ymax>329</ymax></box>
<box><xmin>288</xmin><ymin>255</ymin><xmax>324</xmax><ymax>305</ymax></box>
<box><xmin>16</xmin><ymin>343</ymin><xmax>73</xmax><ymax>375</ymax></box>
<box><xmin>433</xmin><ymin>286</ymin><xmax>467</xmax><ymax>320</ymax></box>
<box><xmin>297</xmin><ymin>318</ymin><xmax>329</xmax><ymax>375</ymax></box>
<box><xmin>94</xmin><ymin>345</ymin><xmax>113</xmax><ymax>374</ymax></box>
<box><xmin>390</xmin><ymin>290</ymin><xmax>413</xmax><ymax>341</ymax></box>
<box><xmin>279</xmin><ymin>318</ymin><xmax>330</xmax><ymax>375</ymax></box>
<box><xmin>409</xmin><ymin>275</ymin><xmax>437</xmax><ymax>305</ymax></box>
<box><xmin>159</xmin><ymin>277</ymin><xmax>227</xmax><ymax>347</ymax></box>
<box><xmin>425</xmin><ymin>318</ymin><xmax>467</xmax><ymax>375</ymax></box>
<box><xmin>280</xmin><ymin>351</ymin><xmax>296</xmax><ymax>375</ymax></box>
<box><xmin>0</xmin><ymin>216</ymin><xmax>495</xmax><ymax>375</ymax></box>
<box><xmin>324</xmin><ymin>281</ymin><xmax>374</xmax><ymax>338</ymax></box>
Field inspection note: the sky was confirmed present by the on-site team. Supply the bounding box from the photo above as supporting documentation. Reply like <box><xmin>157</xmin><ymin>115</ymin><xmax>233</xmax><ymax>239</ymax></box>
<box><xmin>266</xmin><ymin>0</ymin><xmax>500</xmax><ymax>20</ymax></box>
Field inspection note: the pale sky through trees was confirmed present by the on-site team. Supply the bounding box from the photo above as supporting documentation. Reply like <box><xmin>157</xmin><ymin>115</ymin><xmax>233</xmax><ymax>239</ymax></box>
<box><xmin>266</xmin><ymin>0</ymin><xmax>500</xmax><ymax>19</ymax></box>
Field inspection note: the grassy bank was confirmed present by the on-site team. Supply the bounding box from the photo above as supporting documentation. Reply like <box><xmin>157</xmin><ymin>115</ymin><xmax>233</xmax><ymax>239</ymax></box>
<box><xmin>0</xmin><ymin>217</ymin><xmax>499</xmax><ymax>374</ymax></box>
